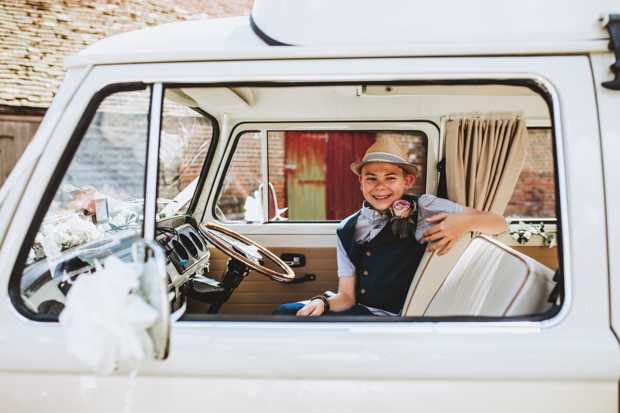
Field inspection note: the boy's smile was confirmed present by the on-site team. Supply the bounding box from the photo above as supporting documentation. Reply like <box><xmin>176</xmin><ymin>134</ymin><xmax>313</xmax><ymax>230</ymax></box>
<box><xmin>359</xmin><ymin>163</ymin><xmax>414</xmax><ymax>213</ymax></box>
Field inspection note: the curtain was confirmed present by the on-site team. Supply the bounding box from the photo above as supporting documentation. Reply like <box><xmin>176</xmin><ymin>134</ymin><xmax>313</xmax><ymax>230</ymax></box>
<box><xmin>445</xmin><ymin>119</ymin><xmax>530</xmax><ymax>215</ymax></box>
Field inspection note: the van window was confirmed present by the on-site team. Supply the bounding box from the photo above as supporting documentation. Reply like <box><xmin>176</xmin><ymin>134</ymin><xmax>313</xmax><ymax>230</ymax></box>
<box><xmin>214</xmin><ymin>130</ymin><xmax>427</xmax><ymax>222</ymax></box>
<box><xmin>19</xmin><ymin>89</ymin><xmax>150</xmax><ymax>316</ymax></box>
<box><xmin>215</xmin><ymin>132</ymin><xmax>263</xmax><ymax>222</ymax></box>
<box><xmin>267</xmin><ymin>131</ymin><xmax>427</xmax><ymax>221</ymax></box>
<box><xmin>157</xmin><ymin>93</ymin><xmax>215</xmax><ymax>218</ymax></box>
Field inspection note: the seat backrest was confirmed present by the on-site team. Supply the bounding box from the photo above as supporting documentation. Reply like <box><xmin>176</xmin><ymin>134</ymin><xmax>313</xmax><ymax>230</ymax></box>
<box><xmin>402</xmin><ymin>233</ymin><xmax>473</xmax><ymax>316</ymax></box>
<box><xmin>423</xmin><ymin>235</ymin><xmax>555</xmax><ymax>317</ymax></box>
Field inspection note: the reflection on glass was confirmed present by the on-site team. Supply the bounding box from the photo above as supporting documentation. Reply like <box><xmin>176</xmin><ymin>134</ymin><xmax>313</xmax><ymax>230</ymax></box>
<box><xmin>21</xmin><ymin>89</ymin><xmax>150</xmax><ymax>315</ymax></box>
<box><xmin>215</xmin><ymin>132</ymin><xmax>263</xmax><ymax>222</ymax></box>
<box><xmin>157</xmin><ymin>94</ymin><xmax>213</xmax><ymax>219</ymax></box>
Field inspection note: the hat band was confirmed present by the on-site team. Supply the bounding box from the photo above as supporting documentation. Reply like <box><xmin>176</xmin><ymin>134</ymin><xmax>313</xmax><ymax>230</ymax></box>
<box><xmin>362</xmin><ymin>152</ymin><xmax>408</xmax><ymax>165</ymax></box>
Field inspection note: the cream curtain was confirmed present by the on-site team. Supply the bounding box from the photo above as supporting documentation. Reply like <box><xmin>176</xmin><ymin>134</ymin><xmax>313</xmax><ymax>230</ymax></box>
<box><xmin>445</xmin><ymin>119</ymin><xmax>530</xmax><ymax>215</ymax></box>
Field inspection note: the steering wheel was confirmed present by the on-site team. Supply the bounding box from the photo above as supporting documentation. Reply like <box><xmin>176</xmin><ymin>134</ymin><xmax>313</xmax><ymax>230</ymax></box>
<box><xmin>199</xmin><ymin>222</ymin><xmax>295</xmax><ymax>283</ymax></box>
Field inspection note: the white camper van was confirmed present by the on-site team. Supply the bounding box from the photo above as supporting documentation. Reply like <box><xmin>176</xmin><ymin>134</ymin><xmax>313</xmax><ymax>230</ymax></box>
<box><xmin>1</xmin><ymin>0</ymin><xmax>620</xmax><ymax>411</ymax></box>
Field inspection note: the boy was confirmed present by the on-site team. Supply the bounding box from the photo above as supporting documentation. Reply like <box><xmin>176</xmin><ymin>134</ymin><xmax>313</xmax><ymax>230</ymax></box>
<box><xmin>274</xmin><ymin>137</ymin><xmax>507</xmax><ymax>317</ymax></box>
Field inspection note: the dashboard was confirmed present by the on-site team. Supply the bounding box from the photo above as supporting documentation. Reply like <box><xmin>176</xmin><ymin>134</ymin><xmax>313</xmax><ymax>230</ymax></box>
<box><xmin>155</xmin><ymin>216</ymin><xmax>211</xmax><ymax>317</ymax></box>
<box><xmin>20</xmin><ymin>215</ymin><xmax>210</xmax><ymax>319</ymax></box>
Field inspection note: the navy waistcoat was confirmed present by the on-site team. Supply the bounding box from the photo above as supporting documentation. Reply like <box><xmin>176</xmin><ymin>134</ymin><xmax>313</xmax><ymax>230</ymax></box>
<box><xmin>336</xmin><ymin>195</ymin><xmax>427</xmax><ymax>314</ymax></box>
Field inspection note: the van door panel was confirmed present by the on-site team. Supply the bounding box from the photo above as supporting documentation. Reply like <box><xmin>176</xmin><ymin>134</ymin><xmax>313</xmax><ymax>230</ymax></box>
<box><xmin>187</xmin><ymin>247</ymin><xmax>339</xmax><ymax>314</ymax></box>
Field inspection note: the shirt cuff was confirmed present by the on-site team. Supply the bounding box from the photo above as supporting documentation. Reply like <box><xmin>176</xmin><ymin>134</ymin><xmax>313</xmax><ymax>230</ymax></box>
<box><xmin>338</xmin><ymin>269</ymin><xmax>357</xmax><ymax>277</ymax></box>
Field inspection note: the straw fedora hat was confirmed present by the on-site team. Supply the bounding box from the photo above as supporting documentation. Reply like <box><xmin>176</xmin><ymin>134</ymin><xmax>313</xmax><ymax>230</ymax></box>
<box><xmin>351</xmin><ymin>136</ymin><xmax>419</xmax><ymax>177</ymax></box>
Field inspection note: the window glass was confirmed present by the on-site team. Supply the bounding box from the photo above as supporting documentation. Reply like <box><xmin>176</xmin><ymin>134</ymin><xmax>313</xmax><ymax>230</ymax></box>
<box><xmin>505</xmin><ymin>129</ymin><xmax>556</xmax><ymax>219</ymax></box>
<box><xmin>20</xmin><ymin>89</ymin><xmax>150</xmax><ymax>315</ymax></box>
<box><xmin>267</xmin><ymin>130</ymin><xmax>427</xmax><ymax>221</ymax></box>
<box><xmin>157</xmin><ymin>93</ymin><xmax>214</xmax><ymax>219</ymax></box>
<box><xmin>215</xmin><ymin>132</ymin><xmax>263</xmax><ymax>221</ymax></box>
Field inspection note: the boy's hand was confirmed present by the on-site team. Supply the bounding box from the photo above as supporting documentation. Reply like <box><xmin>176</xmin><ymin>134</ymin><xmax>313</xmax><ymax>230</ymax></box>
<box><xmin>297</xmin><ymin>299</ymin><xmax>325</xmax><ymax>316</ymax></box>
<box><xmin>421</xmin><ymin>213</ymin><xmax>469</xmax><ymax>256</ymax></box>
<box><xmin>421</xmin><ymin>207</ymin><xmax>508</xmax><ymax>256</ymax></box>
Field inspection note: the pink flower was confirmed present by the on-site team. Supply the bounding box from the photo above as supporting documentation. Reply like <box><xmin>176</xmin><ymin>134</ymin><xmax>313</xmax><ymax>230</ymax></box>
<box><xmin>392</xmin><ymin>199</ymin><xmax>411</xmax><ymax>218</ymax></box>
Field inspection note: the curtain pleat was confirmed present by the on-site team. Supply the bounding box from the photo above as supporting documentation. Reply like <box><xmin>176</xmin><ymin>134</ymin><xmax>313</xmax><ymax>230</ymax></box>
<box><xmin>446</xmin><ymin>119</ymin><xmax>529</xmax><ymax>215</ymax></box>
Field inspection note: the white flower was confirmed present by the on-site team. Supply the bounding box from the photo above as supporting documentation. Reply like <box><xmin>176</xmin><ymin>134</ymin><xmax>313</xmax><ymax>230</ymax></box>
<box><xmin>549</xmin><ymin>236</ymin><xmax>556</xmax><ymax>249</ymax></box>
<box><xmin>512</xmin><ymin>233</ymin><xmax>520</xmax><ymax>240</ymax></box>
<box><xmin>523</xmin><ymin>231</ymin><xmax>532</xmax><ymax>240</ymax></box>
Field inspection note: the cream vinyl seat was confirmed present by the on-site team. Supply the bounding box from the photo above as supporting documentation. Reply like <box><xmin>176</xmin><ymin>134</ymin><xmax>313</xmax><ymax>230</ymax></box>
<box><xmin>403</xmin><ymin>235</ymin><xmax>555</xmax><ymax>317</ymax></box>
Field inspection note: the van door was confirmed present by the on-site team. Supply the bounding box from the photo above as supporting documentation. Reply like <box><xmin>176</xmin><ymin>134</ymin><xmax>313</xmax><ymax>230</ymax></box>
<box><xmin>0</xmin><ymin>81</ymin><xmax>170</xmax><ymax>411</ymax></box>
<box><xmin>148</xmin><ymin>55</ymin><xmax>616</xmax><ymax>412</ymax></box>
<box><xmin>591</xmin><ymin>52</ymin><xmax>620</xmax><ymax>341</ymax></box>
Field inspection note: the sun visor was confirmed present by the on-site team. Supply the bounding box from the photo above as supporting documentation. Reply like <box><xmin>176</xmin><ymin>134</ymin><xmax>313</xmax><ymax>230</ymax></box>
<box><xmin>182</xmin><ymin>88</ymin><xmax>251</xmax><ymax>110</ymax></box>
<box><xmin>251</xmin><ymin>0</ymin><xmax>614</xmax><ymax>47</ymax></box>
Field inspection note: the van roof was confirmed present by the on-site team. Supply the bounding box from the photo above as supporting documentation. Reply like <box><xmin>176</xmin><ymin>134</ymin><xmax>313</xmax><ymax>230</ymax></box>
<box><xmin>66</xmin><ymin>1</ymin><xmax>616</xmax><ymax>68</ymax></box>
<box><xmin>251</xmin><ymin>0</ymin><xmax>616</xmax><ymax>47</ymax></box>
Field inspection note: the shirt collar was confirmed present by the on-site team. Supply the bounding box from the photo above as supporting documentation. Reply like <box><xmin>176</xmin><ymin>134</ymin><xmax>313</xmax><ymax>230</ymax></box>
<box><xmin>360</xmin><ymin>201</ymin><xmax>389</xmax><ymax>223</ymax></box>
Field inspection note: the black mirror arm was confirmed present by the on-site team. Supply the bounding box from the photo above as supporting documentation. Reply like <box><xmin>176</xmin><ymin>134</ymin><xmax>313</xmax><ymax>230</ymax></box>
<box><xmin>602</xmin><ymin>14</ymin><xmax>620</xmax><ymax>90</ymax></box>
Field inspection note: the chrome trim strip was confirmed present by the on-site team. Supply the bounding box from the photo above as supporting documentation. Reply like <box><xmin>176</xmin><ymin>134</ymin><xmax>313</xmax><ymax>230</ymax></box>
<box><xmin>144</xmin><ymin>83</ymin><xmax>163</xmax><ymax>241</ymax></box>
<box><xmin>261</xmin><ymin>130</ymin><xmax>269</xmax><ymax>223</ymax></box>
<box><xmin>145</xmin><ymin>239</ymin><xmax>171</xmax><ymax>360</ymax></box>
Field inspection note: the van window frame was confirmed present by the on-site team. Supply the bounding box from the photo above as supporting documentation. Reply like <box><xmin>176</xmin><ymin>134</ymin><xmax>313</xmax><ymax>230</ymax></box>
<box><xmin>212</xmin><ymin>121</ymin><xmax>439</xmax><ymax>225</ymax></box>
<box><xmin>190</xmin><ymin>78</ymin><xmax>568</xmax><ymax>326</ymax></box>
<box><xmin>8</xmin><ymin>76</ymin><xmax>569</xmax><ymax>328</ymax></box>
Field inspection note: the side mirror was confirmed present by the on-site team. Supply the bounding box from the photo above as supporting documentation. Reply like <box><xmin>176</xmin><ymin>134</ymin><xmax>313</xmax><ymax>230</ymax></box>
<box><xmin>132</xmin><ymin>240</ymin><xmax>170</xmax><ymax>360</ymax></box>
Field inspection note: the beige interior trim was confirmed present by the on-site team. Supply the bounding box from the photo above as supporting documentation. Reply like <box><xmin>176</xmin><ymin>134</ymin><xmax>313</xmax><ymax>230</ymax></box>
<box><xmin>402</xmin><ymin>233</ymin><xmax>472</xmax><ymax>316</ymax></box>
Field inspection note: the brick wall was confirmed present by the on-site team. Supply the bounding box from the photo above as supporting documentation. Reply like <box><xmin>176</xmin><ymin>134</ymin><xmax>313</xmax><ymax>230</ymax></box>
<box><xmin>505</xmin><ymin>128</ymin><xmax>556</xmax><ymax>219</ymax></box>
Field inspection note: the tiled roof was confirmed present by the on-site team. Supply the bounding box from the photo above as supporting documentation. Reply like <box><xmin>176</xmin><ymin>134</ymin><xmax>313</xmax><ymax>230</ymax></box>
<box><xmin>0</xmin><ymin>0</ymin><xmax>253</xmax><ymax>110</ymax></box>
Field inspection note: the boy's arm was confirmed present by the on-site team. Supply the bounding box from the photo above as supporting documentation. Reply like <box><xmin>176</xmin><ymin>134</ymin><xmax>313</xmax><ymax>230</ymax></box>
<box><xmin>296</xmin><ymin>276</ymin><xmax>356</xmax><ymax>316</ymax></box>
<box><xmin>421</xmin><ymin>206</ymin><xmax>508</xmax><ymax>256</ymax></box>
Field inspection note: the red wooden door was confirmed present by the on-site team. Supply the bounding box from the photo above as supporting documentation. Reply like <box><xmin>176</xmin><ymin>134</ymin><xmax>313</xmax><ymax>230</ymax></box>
<box><xmin>283</xmin><ymin>131</ymin><xmax>376</xmax><ymax>221</ymax></box>
<box><xmin>325</xmin><ymin>132</ymin><xmax>376</xmax><ymax>220</ymax></box>
<box><xmin>284</xmin><ymin>132</ymin><xmax>328</xmax><ymax>220</ymax></box>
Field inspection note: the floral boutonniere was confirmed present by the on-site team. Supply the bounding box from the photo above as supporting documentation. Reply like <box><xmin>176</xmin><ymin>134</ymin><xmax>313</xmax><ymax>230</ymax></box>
<box><xmin>388</xmin><ymin>199</ymin><xmax>418</xmax><ymax>239</ymax></box>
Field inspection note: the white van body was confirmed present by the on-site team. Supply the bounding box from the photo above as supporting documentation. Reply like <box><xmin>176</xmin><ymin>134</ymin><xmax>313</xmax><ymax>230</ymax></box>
<box><xmin>1</xmin><ymin>1</ymin><xmax>620</xmax><ymax>411</ymax></box>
